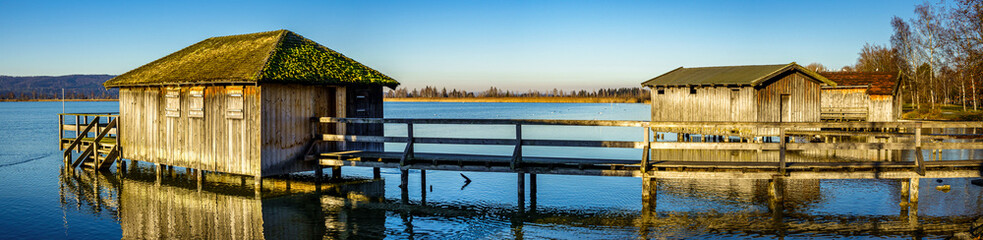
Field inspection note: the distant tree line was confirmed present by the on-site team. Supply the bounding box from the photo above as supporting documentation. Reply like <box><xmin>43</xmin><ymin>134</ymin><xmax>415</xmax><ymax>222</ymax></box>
<box><xmin>0</xmin><ymin>88</ymin><xmax>118</xmax><ymax>100</ymax></box>
<box><xmin>0</xmin><ymin>74</ymin><xmax>118</xmax><ymax>100</ymax></box>
<box><xmin>385</xmin><ymin>86</ymin><xmax>649</xmax><ymax>101</ymax></box>
<box><xmin>807</xmin><ymin>0</ymin><xmax>983</xmax><ymax>111</ymax></box>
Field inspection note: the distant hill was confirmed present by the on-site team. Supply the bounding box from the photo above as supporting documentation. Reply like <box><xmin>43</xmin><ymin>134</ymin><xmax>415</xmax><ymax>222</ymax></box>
<box><xmin>0</xmin><ymin>74</ymin><xmax>117</xmax><ymax>100</ymax></box>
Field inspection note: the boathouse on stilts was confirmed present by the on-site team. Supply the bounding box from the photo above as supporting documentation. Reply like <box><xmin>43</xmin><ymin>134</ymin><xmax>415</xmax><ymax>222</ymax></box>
<box><xmin>99</xmin><ymin>30</ymin><xmax>398</xmax><ymax>186</ymax></box>
<box><xmin>641</xmin><ymin>62</ymin><xmax>836</xmax><ymax>140</ymax></box>
<box><xmin>819</xmin><ymin>72</ymin><xmax>901</xmax><ymax>122</ymax></box>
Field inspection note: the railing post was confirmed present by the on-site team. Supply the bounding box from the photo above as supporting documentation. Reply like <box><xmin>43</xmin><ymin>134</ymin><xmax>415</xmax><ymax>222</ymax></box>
<box><xmin>58</xmin><ymin>115</ymin><xmax>64</xmax><ymax>150</ymax></box>
<box><xmin>400</xmin><ymin>122</ymin><xmax>414</xmax><ymax>167</ymax></box>
<box><xmin>641</xmin><ymin>124</ymin><xmax>651</xmax><ymax>173</ymax></box>
<box><xmin>913</xmin><ymin>124</ymin><xmax>925</xmax><ymax>176</ymax></box>
<box><xmin>511</xmin><ymin>124</ymin><xmax>522</xmax><ymax>170</ymax></box>
<box><xmin>779</xmin><ymin>127</ymin><xmax>786</xmax><ymax>176</ymax></box>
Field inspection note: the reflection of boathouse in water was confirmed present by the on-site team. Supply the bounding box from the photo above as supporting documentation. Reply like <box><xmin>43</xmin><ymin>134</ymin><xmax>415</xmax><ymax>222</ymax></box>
<box><xmin>101</xmin><ymin>30</ymin><xmax>396</xmax><ymax>178</ymax></box>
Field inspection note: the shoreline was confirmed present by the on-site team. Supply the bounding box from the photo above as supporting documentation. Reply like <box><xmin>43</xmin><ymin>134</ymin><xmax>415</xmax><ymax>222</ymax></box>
<box><xmin>384</xmin><ymin>97</ymin><xmax>649</xmax><ymax>103</ymax></box>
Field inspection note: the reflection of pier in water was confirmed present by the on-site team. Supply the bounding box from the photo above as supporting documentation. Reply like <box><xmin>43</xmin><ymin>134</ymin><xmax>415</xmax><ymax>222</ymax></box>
<box><xmin>59</xmin><ymin>166</ymin><xmax>979</xmax><ymax>239</ymax></box>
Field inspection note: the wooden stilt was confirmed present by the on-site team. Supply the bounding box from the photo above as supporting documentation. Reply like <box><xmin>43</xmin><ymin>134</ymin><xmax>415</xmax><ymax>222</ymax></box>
<box><xmin>332</xmin><ymin>166</ymin><xmax>341</xmax><ymax>180</ymax></box>
<box><xmin>529</xmin><ymin>173</ymin><xmax>537</xmax><ymax>211</ymax></box>
<box><xmin>400</xmin><ymin>169</ymin><xmax>409</xmax><ymax>204</ymax></box>
<box><xmin>314</xmin><ymin>167</ymin><xmax>323</xmax><ymax>183</ymax></box>
<box><xmin>420</xmin><ymin>170</ymin><xmax>427</xmax><ymax>205</ymax></box>
<box><xmin>517</xmin><ymin>172</ymin><xmax>525</xmax><ymax>211</ymax></box>
<box><xmin>373</xmin><ymin>167</ymin><xmax>381</xmax><ymax>179</ymax></box>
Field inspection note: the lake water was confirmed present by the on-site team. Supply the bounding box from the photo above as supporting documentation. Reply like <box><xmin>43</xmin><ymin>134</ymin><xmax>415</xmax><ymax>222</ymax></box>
<box><xmin>1</xmin><ymin>101</ymin><xmax>981</xmax><ymax>239</ymax></box>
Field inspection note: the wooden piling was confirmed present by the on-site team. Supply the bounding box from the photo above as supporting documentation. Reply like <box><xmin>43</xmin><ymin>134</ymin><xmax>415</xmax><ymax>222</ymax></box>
<box><xmin>314</xmin><ymin>167</ymin><xmax>323</xmax><ymax>183</ymax></box>
<box><xmin>420</xmin><ymin>170</ymin><xmax>427</xmax><ymax>205</ymax></box>
<box><xmin>529</xmin><ymin>173</ymin><xmax>537</xmax><ymax>210</ymax></box>
<box><xmin>332</xmin><ymin>166</ymin><xmax>341</xmax><ymax>180</ymax></box>
<box><xmin>908</xmin><ymin>178</ymin><xmax>919</xmax><ymax>203</ymax></box>
<box><xmin>373</xmin><ymin>167</ymin><xmax>381</xmax><ymax>179</ymax></box>
<box><xmin>400</xmin><ymin>169</ymin><xmax>409</xmax><ymax>204</ymax></box>
<box><xmin>517</xmin><ymin>172</ymin><xmax>525</xmax><ymax>211</ymax></box>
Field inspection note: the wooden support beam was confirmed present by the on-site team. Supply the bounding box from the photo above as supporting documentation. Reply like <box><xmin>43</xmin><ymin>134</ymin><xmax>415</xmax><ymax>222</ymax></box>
<box><xmin>511</xmin><ymin>124</ymin><xmax>522</xmax><ymax>170</ymax></box>
<box><xmin>400</xmin><ymin>123</ymin><xmax>414</xmax><ymax>167</ymax></box>
<box><xmin>909</xmin><ymin>178</ymin><xmax>919</xmax><ymax>203</ymax></box>
<box><xmin>641</xmin><ymin>126</ymin><xmax>651</xmax><ymax>173</ymax></box>
<box><xmin>314</xmin><ymin>167</ymin><xmax>323</xmax><ymax>183</ymax></box>
<box><xmin>58</xmin><ymin>115</ymin><xmax>64</xmax><ymax>150</ymax></box>
<box><xmin>400</xmin><ymin>169</ymin><xmax>409</xmax><ymax>204</ymax></box>
<box><xmin>332</xmin><ymin>166</ymin><xmax>341</xmax><ymax>180</ymax></box>
<box><xmin>779</xmin><ymin>128</ymin><xmax>786</xmax><ymax>176</ymax></box>
<box><xmin>914</xmin><ymin>127</ymin><xmax>926</xmax><ymax>176</ymax></box>
<box><xmin>420</xmin><ymin>169</ymin><xmax>427</xmax><ymax>205</ymax></box>
<box><xmin>517</xmin><ymin>172</ymin><xmax>525</xmax><ymax>211</ymax></box>
<box><xmin>373</xmin><ymin>167</ymin><xmax>381</xmax><ymax>179</ymax></box>
<box><xmin>529</xmin><ymin>173</ymin><xmax>537</xmax><ymax>210</ymax></box>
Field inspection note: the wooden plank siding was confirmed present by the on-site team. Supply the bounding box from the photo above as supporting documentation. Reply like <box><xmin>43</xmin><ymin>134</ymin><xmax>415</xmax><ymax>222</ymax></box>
<box><xmin>345</xmin><ymin>85</ymin><xmax>384</xmax><ymax>152</ymax></box>
<box><xmin>259</xmin><ymin>84</ymin><xmax>334</xmax><ymax>176</ymax></box>
<box><xmin>755</xmin><ymin>72</ymin><xmax>821</xmax><ymax>123</ymax></box>
<box><xmin>119</xmin><ymin>86</ymin><xmax>263</xmax><ymax>176</ymax></box>
<box><xmin>868</xmin><ymin>95</ymin><xmax>896</xmax><ymax>122</ymax></box>
<box><xmin>650</xmin><ymin>86</ymin><xmax>755</xmax><ymax>122</ymax></box>
<box><xmin>820</xmin><ymin>87</ymin><xmax>869</xmax><ymax>121</ymax></box>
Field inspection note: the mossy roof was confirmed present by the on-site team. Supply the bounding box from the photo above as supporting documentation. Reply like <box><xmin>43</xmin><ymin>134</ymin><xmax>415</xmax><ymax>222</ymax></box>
<box><xmin>641</xmin><ymin>63</ymin><xmax>835</xmax><ymax>87</ymax></box>
<box><xmin>104</xmin><ymin>30</ymin><xmax>399</xmax><ymax>88</ymax></box>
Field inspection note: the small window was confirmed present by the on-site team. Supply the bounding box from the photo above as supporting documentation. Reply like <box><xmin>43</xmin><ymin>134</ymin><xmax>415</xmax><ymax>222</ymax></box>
<box><xmin>189</xmin><ymin>87</ymin><xmax>204</xmax><ymax>118</ymax></box>
<box><xmin>657</xmin><ymin>88</ymin><xmax>665</xmax><ymax>95</ymax></box>
<box><xmin>689</xmin><ymin>86</ymin><xmax>697</xmax><ymax>94</ymax></box>
<box><xmin>165</xmin><ymin>87</ymin><xmax>180</xmax><ymax>118</ymax></box>
<box><xmin>226</xmin><ymin>86</ymin><xmax>244</xmax><ymax>119</ymax></box>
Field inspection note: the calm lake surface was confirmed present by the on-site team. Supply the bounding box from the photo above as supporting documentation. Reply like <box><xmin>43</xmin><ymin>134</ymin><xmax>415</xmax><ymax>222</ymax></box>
<box><xmin>0</xmin><ymin>101</ymin><xmax>981</xmax><ymax>239</ymax></box>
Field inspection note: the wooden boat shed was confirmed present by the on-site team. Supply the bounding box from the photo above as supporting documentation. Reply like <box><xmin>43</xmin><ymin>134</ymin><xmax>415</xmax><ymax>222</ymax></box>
<box><xmin>641</xmin><ymin>63</ymin><xmax>836</xmax><ymax>136</ymax></box>
<box><xmin>103</xmin><ymin>30</ymin><xmax>398</xmax><ymax>178</ymax></box>
<box><xmin>818</xmin><ymin>72</ymin><xmax>901</xmax><ymax>122</ymax></box>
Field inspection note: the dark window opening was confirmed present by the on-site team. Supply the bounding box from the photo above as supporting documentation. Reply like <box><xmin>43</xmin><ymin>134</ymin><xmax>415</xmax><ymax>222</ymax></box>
<box><xmin>657</xmin><ymin>89</ymin><xmax>665</xmax><ymax>94</ymax></box>
<box><xmin>689</xmin><ymin>87</ymin><xmax>697</xmax><ymax>94</ymax></box>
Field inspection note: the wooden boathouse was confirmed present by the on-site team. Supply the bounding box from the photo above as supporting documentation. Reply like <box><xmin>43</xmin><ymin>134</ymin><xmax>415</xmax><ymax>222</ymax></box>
<box><xmin>819</xmin><ymin>72</ymin><xmax>901</xmax><ymax>122</ymax></box>
<box><xmin>641</xmin><ymin>63</ymin><xmax>836</xmax><ymax>136</ymax></box>
<box><xmin>99</xmin><ymin>30</ymin><xmax>397</xmax><ymax>178</ymax></box>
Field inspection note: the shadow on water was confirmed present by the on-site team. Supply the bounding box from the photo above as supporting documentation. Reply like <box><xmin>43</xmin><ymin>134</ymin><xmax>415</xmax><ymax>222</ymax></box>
<box><xmin>57</xmin><ymin>162</ymin><xmax>983</xmax><ymax>239</ymax></box>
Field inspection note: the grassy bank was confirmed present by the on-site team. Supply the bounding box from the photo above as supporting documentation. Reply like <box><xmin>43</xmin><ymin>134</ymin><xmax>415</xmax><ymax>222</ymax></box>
<box><xmin>901</xmin><ymin>104</ymin><xmax>983</xmax><ymax>121</ymax></box>
<box><xmin>385</xmin><ymin>97</ymin><xmax>648</xmax><ymax>103</ymax></box>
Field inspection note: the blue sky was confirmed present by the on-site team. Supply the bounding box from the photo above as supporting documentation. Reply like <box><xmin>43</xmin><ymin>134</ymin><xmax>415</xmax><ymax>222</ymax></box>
<box><xmin>0</xmin><ymin>0</ymin><xmax>918</xmax><ymax>91</ymax></box>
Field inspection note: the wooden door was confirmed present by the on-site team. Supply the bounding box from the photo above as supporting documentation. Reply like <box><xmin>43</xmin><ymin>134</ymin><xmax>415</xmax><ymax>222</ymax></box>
<box><xmin>780</xmin><ymin>94</ymin><xmax>791</xmax><ymax>122</ymax></box>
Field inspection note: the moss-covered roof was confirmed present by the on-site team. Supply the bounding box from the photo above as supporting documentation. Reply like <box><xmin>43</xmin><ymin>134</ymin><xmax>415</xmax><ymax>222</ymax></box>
<box><xmin>641</xmin><ymin>63</ymin><xmax>835</xmax><ymax>87</ymax></box>
<box><xmin>104</xmin><ymin>30</ymin><xmax>399</xmax><ymax>88</ymax></box>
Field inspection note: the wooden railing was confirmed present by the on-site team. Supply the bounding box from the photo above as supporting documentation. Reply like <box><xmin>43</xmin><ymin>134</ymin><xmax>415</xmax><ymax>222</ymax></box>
<box><xmin>58</xmin><ymin>113</ymin><xmax>120</xmax><ymax>170</ymax></box>
<box><xmin>319</xmin><ymin>118</ymin><xmax>983</xmax><ymax>176</ymax></box>
<box><xmin>320</xmin><ymin>118</ymin><xmax>650</xmax><ymax>170</ymax></box>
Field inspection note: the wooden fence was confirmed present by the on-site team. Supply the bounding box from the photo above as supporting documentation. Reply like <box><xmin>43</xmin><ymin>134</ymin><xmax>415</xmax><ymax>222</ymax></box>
<box><xmin>318</xmin><ymin>117</ymin><xmax>983</xmax><ymax>177</ymax></box>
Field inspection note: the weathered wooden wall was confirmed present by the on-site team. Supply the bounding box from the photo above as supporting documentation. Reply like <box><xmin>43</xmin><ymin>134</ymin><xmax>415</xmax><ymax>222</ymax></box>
<box><xmin>119</xmin><ymin>86</ymin><xmax>262</xmax><ymax>176</ymax></box>
<box><xmin>821</xmin><ymin>87</ymin><xmax>868</xmax><ymax>119</ymax></box>
<box><xmin>649</xmin><ymin>86</ymin><xmax>755</xmax><ymax>122</ymax></box>
<box><xmin>345</xmin><ymin>85</ymin><xmax>384</xmax><ymax>151</ymax></box>
<box><xmin>869</xmin><ymin>95</ymin><xmax>896</xmax><ymax>122</ymax></box>
<box><xmin>260</xmin><ymin>84</ymin><xmax>335</xmax><ymax>176</ymax></box>
<box><xmin>755</xmin><ymin>72</ymin><xmax>822</xmax><ymax>122</ymax></box>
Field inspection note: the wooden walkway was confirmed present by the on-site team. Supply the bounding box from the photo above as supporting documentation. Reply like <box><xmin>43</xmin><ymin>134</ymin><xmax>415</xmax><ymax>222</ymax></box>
<box><xmin>317</xmin><ymin>117</ymin><xmax>983</xmax><ymax>180</ymax></box>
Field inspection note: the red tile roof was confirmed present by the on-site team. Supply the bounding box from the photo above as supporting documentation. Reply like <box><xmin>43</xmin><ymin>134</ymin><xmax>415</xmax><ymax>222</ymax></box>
<box><xmin>819</xmin><ymin>72</ymin><xmax>898</xmax><ymax>95</ymax></box>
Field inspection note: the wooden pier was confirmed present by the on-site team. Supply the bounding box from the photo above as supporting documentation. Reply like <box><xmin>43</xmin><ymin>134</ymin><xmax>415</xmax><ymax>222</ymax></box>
<box><xmin>59</xmin><ymin>113</ymin><xmax>983</xmax><ymax>210</ymax></box>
